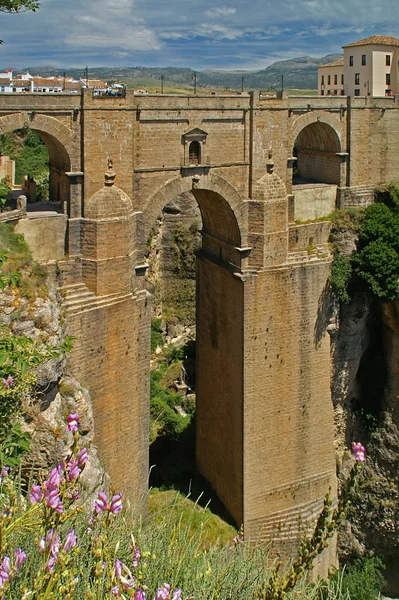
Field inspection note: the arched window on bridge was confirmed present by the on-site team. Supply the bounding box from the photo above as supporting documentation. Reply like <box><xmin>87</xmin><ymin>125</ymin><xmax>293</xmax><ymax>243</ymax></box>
<box><xmin>189</xmin><ymin>141</ymin><xmax>201</xmax><ymax>165</ymax></box>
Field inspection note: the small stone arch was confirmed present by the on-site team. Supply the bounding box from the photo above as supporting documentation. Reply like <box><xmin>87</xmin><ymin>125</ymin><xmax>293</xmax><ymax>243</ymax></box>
<box><xmin>291</xmin><ymin>116</ymin><xmax>343</xmax><ymax>185</ymax></box>
<box><xmin>142</xmin><ymin>173</ymin><xmax>247</xmax><ymax>247</ymax></box>
<box><xmin>290</xmin><ymin>112</ymin><xmax>343</xmax><ymax>150</ymax></box>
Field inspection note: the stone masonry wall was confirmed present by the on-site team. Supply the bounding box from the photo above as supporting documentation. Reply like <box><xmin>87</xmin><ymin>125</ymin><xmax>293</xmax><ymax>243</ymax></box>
<box><xmin>243</xmin><ymin>260</ymin><xmax>337</xmax><ymax>569</ymax></box>
<box><xmin>66</xmin><ymin>293</ymin><xmax>151</xmax><ymax>513</ymax></box>
<box><xmin>196</xmin><ymin>254</ymin><xmax>244</xmax><ymax>526</ymax></box>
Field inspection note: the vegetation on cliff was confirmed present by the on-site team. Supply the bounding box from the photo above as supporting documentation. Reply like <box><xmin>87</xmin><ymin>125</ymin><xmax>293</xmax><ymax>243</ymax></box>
<box><xmin>0</xmin><ymin>130</ymin><xmax>49</xmax><ymax>201</ymax></box>
<box><xmin>329</xmin><ymin>183</ymin><xmax>399</xmax><ymax>303</ymax></box>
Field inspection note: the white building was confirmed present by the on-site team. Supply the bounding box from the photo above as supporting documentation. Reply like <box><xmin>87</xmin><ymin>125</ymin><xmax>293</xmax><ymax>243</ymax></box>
<box><xmin>318</xmin><ymin>35</ymin><xmax>399</xmax><ymax>97</ymax></box>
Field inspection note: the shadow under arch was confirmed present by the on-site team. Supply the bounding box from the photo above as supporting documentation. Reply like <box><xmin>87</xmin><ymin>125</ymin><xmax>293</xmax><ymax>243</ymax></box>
<box><xmin>142</xmin><ymin>173</ymin><xmax>246</xmax><ymax>249</ymax></box>
<box><xmin>144</xmin><ymin>173</ymin><xmax>247</xmax><ymax>527</ymax></box>
<box><xmin>0</xmin><ymin>112</ymin><xmax>74</xmax><ymax>210</ymax></box>
<box><xmin>292</xmin><ymin>120</ymin><xmax>342</xmax><ymax>185</ymax></box>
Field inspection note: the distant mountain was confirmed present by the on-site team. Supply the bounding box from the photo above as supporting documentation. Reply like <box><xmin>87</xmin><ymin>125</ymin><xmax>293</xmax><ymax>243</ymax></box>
<box><xmin>14</xmin><ymin>54</ymin><xmax>343</xmax><ymax>91</ymax></box>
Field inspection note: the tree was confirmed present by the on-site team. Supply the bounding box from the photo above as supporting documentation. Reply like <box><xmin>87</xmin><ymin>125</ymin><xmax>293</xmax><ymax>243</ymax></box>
<box><xmin>0</xmin><ymin>0</ymin><xmax>39</xmax><ymax>44</ymax></box>
<box><xmin>0</xmin><ymin>0</ymin><xmax>39</xmax><ymax>12</ymax></box>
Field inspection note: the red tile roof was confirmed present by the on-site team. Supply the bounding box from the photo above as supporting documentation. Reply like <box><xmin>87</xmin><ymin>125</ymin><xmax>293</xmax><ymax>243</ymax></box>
<box><xmin>319</xmin><ymin>58</ymin><xmax>344</xmax><ymax>68</ymax></box>
<box><xmin>343</xmin><ymin>35</ymin><xmax>399</xmax><ymax>48</ymax></box>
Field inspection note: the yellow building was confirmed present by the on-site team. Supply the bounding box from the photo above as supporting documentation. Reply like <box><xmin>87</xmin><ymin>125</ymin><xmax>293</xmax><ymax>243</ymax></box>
<box><xmin>318</xmin><ymin>35</ymin><xmax>399</xmax><ymax>97</ymax></box>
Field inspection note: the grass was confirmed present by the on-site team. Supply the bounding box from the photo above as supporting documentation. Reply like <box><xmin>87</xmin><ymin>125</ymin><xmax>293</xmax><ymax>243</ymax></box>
<box><xmin>0</xmin><ymin>223</ymin><xmax>49</xmax><ymax>299</ymax></box>
<box><xmin>148</xmin><ymin>489</ymin><xmax>237</xmax><ymax>549</ymax></box>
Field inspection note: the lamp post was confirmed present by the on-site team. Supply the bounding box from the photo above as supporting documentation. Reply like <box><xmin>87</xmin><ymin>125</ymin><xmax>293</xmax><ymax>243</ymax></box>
<box><xmin>192</xmin><ymin>71</ymin><xmax>197</xmax><ymax>94</ymax></box>
<box><xmin>83</xmin><ymin>66</ymin><xmax>89</xmax><ymax>88</ymax></box>
<box><xmin>241</xmin><ymin>76</ymin><xmax>246</xmax><ymax>93</ymax></box>
<box><xmin>160</xmin><ymin>74</ymin><xmax>165</xmax><ymax>94</ymax></box>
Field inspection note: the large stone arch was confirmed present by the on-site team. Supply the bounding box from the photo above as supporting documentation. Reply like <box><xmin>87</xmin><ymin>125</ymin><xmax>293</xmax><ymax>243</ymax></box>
<box><xmin>0</xmin><ymin>112</ymin><xmax>75</xmax><ymax>167</ymax></box>
<box><xmin>142</xmin><ymin>172</ymin><xmax>247</xmax><ymax>248</ymax></box>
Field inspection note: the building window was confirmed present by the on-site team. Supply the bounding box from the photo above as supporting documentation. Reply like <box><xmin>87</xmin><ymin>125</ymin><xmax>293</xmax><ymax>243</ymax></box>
<box><xmin>386</xmin><ymin>73</ymin><xmax>391</xmax><ymax>85</ymax></box>
<box><xmin>355</xmin><ymin>73</ymin><xmax>360</xmax><ymax>85</ymax></box>
<box><xmin>189</xmin><ymin>141</ymin><xmax>201</xmax><ymax>165</ymax></box>
<box><xmin>386</xmin><ymin>55</ymin><xmax>391</xmax><ymax>66</ymax></box>
<box><xmin>321</xmin><ymin>90</ymin><xmax>324</xmax><ymax>96</ymax></box>
<box><xmin>341</xmin><ymin>74</ymin><xmax>344</xmax><ymax>85</ymax></box>
<box><xmin>334</xmin><ymin>74</ymin><xmax>338</xmax><ymax>85</ymax></box>
<box><xmin>328</xmin><ymin>75</ymin><xmax>331</xmax><ymax>85</ymax></box>
<box><xmin>349</xmin><ymin>56</ymin><xmax>354</xmax><ymax>66</ymax></box>
<box><xmin>334</xmin><ymin>89</ymin><xmax>338</xmax><ymax>95</ymax></box>
<box><xmin>321</xmin><ymin>75</ymin><xmax>324</xmax><ymax>85</ymax></box>
<box><xmin>362</xmin><ymin>54</ymin><xmax>366</xmax><ymax>66</ymax></box>
<box><xmin>354</xmin><ymin>89</ymin><xmax>360</xmax><ymax>96</ymax></box>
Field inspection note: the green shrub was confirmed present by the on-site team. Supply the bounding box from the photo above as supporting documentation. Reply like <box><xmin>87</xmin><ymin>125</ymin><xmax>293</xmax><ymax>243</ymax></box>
<box><xmin>151</xmin><ymin>317</ymin><xmax>163</xmax><ymax>351</ymax></box>
<box><xmin>341</xmin><ymin>557</ymin><xmax>386</xmax><ymax>600</ymax></box>
<box><xmin>329</xmin><ymin>253</ymin><xmax>352</xmax><ymax>303</ymax></box>
<box><xmin>330</xmin><ymin>188</ymin><xmax>399</xmax><ymax>303</ymax></box>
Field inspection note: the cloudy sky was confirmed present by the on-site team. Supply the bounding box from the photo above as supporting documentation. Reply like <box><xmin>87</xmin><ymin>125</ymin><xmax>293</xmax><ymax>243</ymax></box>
<box><xmin>1</xmin><ymin>0</ymin><xmax>398</xmax><ymax>71</ymax></box>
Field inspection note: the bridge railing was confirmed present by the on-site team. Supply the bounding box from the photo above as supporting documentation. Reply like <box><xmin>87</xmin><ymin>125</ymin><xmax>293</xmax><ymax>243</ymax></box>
<box><xmin>92</xmin><ymin>88</ymin><xmax>127</xmax><ymax>99</ymax></box>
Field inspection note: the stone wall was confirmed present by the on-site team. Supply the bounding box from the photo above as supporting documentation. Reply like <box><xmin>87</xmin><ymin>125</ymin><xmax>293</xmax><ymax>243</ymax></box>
<box><xmin>66</xmin><ymin>293</ymin><xmax>151</xmax><ymax>513</ymax></box>
<box><xmin>196</xmin><ymin>254</ymin><xmax>244</xmax><ymax>526</ymax></box>
<box><xmin>16</xmin><ymin>213</ymin><xmax>67</xmax><ymax>262</ymax></box>
<box><xmin>293</xmin><ymin>184</ymin><xmax>338</xmax><ymax>221</ymax></box>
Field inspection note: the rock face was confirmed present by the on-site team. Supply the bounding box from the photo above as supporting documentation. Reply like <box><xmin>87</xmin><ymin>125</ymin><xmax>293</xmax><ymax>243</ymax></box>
<box><xmin>328</xmin><ymin>216</ymin><xmax>399</xmax><ymax>594</ymax></box>
<box><xmin>146</xmin><ymin>191</ymin><xmax>201</xmax><ymax>336</ymax></box>
<box><xmin>330</xmin><ymin>291</ymin><xmax>374</xmax><ymax>448</ymax></box>
<box><xmin>0</xmin><ymin>272</ymin><xmax>104</xmax><ymax>493</ymax></box>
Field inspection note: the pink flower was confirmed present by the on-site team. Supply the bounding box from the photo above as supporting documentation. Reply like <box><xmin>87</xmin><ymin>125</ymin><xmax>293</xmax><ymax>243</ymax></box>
<box><xmin>43</xmin><ymin>464</ymin><xmax>64</xmax><ymax>513</ymax></box>
<box><xmin>66</xmin><ymin>459</ymin><xmax>81</xmax><ymax>481</ymax></box>
<box><xmin>132</xmin><ymin>546</ymin><xmax>141</xmax><ymax>568</ymax></box>
<box><xmin>115</xmin><ymin>558</ymin><xmax>123</xmax><ymax>579</ymax></box>
<box><xmin>110</xmin><ymin>493</ymin><xmax>123</xmax><ymax>514</ymax></box>
<box><xmin>30</xmin><ymin>484</ymin><xmax>43</xmax><ymax>504</ymax></box>
<box><xmin>155</xmin><ymin>583</ymin><xmax>171</xmax><ymax>600</ymax></box>
<box><xmin>111</xmin><ymin>586</ymin><xmax>121</xmax><ymax>597</ymax></box>
<box><xmin>44</xmin><ymin>487</ymin><xmax>63</xmax><ymax>513</ymax></box>
<box><xmin>352</xmin><ymin>442</ymin><xmax>366</xmax><ymax>462</ymax></box>
<box><xmin>63</xmin><ymin>529</ymin><xmax>77</xmax><ymax>553</ymax></box>
<box><xmin>0</xmin><ymin>466</ymin><xmax>9</xmax><ymax>484</ymax></box>
<box><xmin>14</xmin><ymin>548</ymin><xmax>27</xmax><ymax>571</ymax></box>
<box><xmin>94</xmin><ymin>491</ymin><xmax>108</xmax><ymax>513</ymax></box>
<box><xmin>39</xmin><ymin>529</ymin><xmax>60</xmax><ymax>571</ymax></box>
<box><xmin>135</xmin><ymin>589</ymin><xmax>146</xmax><ymax>600</ymax></box>
<box><xmin>78</xmin><ymin>447</ymin><xmax>89</xmax><ymax>465</ymax></box>
<box><xmin>171</xmin><ymin>590</ymin><xmax>182</xmax><ymax>600</ymax></box>
<box><xmin>2</xmin><ymin>376</ymin><xmax>13</xmax><ymax>389</ymax></box>
<box><xmin>67</xmin><ymin>413</ymin><xmax>79</xmax><ymax>432</ymax></box>
<box><xmin>47</xmin><ymin>464</ymin><xmax>64</xmax><ymax>487</ymax></box>
<box><xmin>0</xmin><ymin>556</ymin><xmax>11</xmax><ymax>589</ymax></box>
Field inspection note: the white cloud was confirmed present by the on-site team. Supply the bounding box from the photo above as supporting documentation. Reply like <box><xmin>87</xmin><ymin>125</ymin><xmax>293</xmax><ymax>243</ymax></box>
<box><xmin>63</xmin><ymin>0</ymin><xmax>161</xmax><ymax>51</ymax></box>
<box><xmin>204</xmin><ymin>6</ymin><xmax>237</xmax><ymax>17</ymax></box>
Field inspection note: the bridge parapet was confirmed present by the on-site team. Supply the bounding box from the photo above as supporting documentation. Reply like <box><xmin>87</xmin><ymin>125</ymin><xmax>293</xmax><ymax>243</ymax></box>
<box><xmin>0</xmin><ymin>92</ymin><xmax>81</xmax><ymax>111</ymax></box>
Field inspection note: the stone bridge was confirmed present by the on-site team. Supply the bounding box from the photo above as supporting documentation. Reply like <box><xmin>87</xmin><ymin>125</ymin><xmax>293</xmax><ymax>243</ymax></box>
<box><xmin>1</xmin><ymin>90</ymin><xmax>399</xmax><ymax>570</ymax></box>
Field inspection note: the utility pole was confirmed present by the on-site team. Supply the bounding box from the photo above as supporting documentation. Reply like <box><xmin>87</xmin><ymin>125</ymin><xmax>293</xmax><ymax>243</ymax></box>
<box><xmin>192</xmin><ymin>71</ymin><xmax>197</xmax><ymax>94</ymax></box>
<box><xmin>241</xmin><ymin>76</ymin><xmax>246</xmax><ymax>93</ymax></box>
<box><xmin>84</xmin><ymin>66</ymin><xmax>89</xmax><ymax>88</ymax></box>
<box><xmin>160</xmin><ymin>74</ymin><xmax>165</xmax><ymax>94</ymax></box>
<box><xmin>281</xmin><ymin>74</ymin><xmax>284</xmax><ymax>94</ymax></box>
<box><xmin>63</xmin><ymin>71</ymin><xmax>66</xmax><ymax>92</ymax></box>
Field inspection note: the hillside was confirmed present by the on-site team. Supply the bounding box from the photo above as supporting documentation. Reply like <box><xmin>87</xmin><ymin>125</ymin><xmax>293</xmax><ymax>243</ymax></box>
<box><xmin>16</xmin><ymin>53</ymin><xmax>342</xmax><ymax>92</ymax></box>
